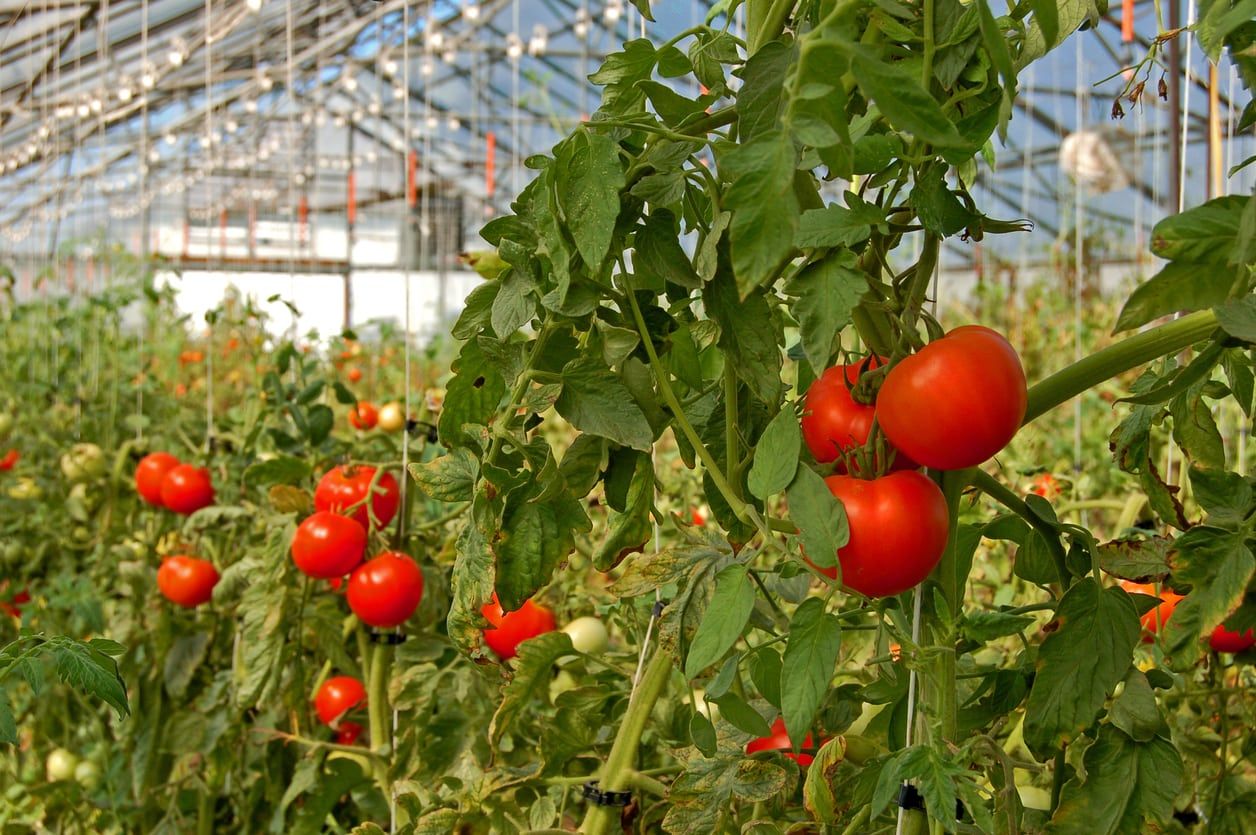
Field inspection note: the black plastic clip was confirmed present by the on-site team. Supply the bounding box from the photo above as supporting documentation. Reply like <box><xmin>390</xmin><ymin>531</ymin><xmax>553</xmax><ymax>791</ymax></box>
<box><xmin>581</xmin><ymin>781</ymin><xmax>632</xmax><ymax>808</ymax></box>
<box><xmin>896</xmin><ymin>783</ymin><xmax>965</xmax><ymax>820</ymax></box>
<box><xmin>651</xmin><ymin>599</ymin><xmax>668</xmax><ymax>618</ymax></box>
<box><xmin>407</xmin><ymin>419</ymin><xmax>439</xmax><ymax>443</ymax></box>
<box><xmin>367</xmin><ymin>631</ymin><xmax>407</xmax><ymax>645</ymax></box>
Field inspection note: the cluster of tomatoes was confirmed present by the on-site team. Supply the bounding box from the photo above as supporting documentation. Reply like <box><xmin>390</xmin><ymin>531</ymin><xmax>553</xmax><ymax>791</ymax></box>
<box><xmin>346</xmin><ymin>400</ymin><xmax>408</xmax><ymax>433</ymax></box>
<box><xmin>135</xmin><ymin>452</ymin><xmax>220</xmax><ymax>608</ymax></box>
<box><xmin>801</xmin><ymin>326</ymin><xmax>1028</xmax><ymax>597</ymax></box>
<box><xmin>1120</xmin><ymin>580</ymin><xmax>1256</xmax><ymax>654</ymax></box>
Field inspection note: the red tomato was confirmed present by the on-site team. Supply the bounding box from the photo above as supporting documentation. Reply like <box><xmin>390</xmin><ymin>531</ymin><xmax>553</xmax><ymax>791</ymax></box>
<box><xmin>1029</xmin><ymin>473</ymin><xmax>1061</xmax><ymax>500</ymax></box>
<box><xmin>0</xmin><ymin>449</ymin><xmax>18</xmax><ymax>471</ymax></box>
<box><xmin>819</xmin><ymin>471</ymin><xmax>949</xmax><ymax>597</ymax></box>
<box><xmin>135</xmin><ymin>452</ymin><xmax>181</xmax><ymax>506</ymax></box>
<box><xmin>876</xmin><ymin>326</ymin><xmax>1027</xmax><ymax>470</ymax></box>
<box><xmin>347</xmin><ymin>367</ymin><xmax>363</xmax><ymax>383</ymax></box>
<box><xmin>801</xmin><ymin>359</ymin><xmax>916</xmax><ymax>471</ymax></box>
<box><xmin>1</xmin><ymin>587</ymin><xmax>30</xmax><ymax>619</ymax></box>
<box><xmin>481</xmin><ymin>594</ymin><xmax>556</xmax><ymax>660</ymax></box>
<box><xmin>313</xmin><ymin>466</ymin><xmax>401</xmax><ymax>529</ymax></box>
<box><xmin>1209</xmin><ymin>624</ymin><xmax>1256</xmax><ymax>653</ymax></box>
<box><xmin>746</xmin><ymin>718</ymin><xmax>817</xmax><ymax>766</ymax></box>
<box><xmin>347</xmin><ymin>551</ymin><xmax>424</xmax><ymax>628</ymax></box>
<box><xmin>327</xmin><ymin>577</ymin><xmax>345</xmax><ymax>592</ymax></box>
<box><xmin>335</xmin><ymin>721</ymin><xmax>364</xmax><ymax>746</ymax></box>
<box><xmin>314</xmin><ymin>676</ymin><xmax>365</xmax><ymax>725</ymax></box>
<box><xmin>692</xmin><ymin>505</ymin><xmax>708</xmax><ymax>527</ymax></box>
<box><xmin>291</xmin><ymin>512</ymin><xmax>367</xmax><ymax>579</ymax></box>
<box><xmin>160</xmin><ymin>464</ymin><xmax>215</xmax><ymax>514</ymax></box>
<box><xmin>156</xmin><ymin>555</ymin><xmax>219</xmax><ymax>608</ymax></box>
<box><xmin>349</xmin><ymin>401</ymin><xmax>378</xmax><ymax>430</ymax></box>
<box><xmin>1120</xmin><ymin>581</ymin><xmax>1185</xmax><ymax>642</ymax></box>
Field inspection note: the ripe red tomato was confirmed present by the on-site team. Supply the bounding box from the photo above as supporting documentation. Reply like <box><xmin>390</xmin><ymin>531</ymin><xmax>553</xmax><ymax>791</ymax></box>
<box><xmin>876</xmin><ymin>326</ymin><xmax>1027</xmax><ymax>470</ymax></box>
<box><xmin>160</xmin><ymin>464</ymin><xmax>215</xmax><ymax>514</ymax></box>
<box><xmin>335</xmin><ymin>721</ymin><xmax>364</xmax><ymax>745</ymax></box>
<box><xmin>819</xmin><ymin>471</ymin><xmax>948</xmax><ymax>597</ymax></box>
<box><xmin>314</xmin><ymin>676</ymin><xmax>365</xmax><ymax>725</ymax></box>
<box><xmin>291</xmin><ymin>512</ymin><xmax>367</xmax><ymax>579</ymax></box>
<box><xmin>0</xmin><ymin>449</ymin><xmax>18</xmax><ymax>471</ymax></box>
<box><xmin>349</xmin><ymin>401</ymin><xmax>378</xmax><ymax>430</ymax></box>
<box><xmin>135</xmin><ymin>452</ymin><xmax>180</xmax><ymax>505</ymax></box>
<box><xmin>314</xmin><ymin>466</ymin><xmax>401</xmax><ymax>529</ymax></box>
<box><xmin>347</xmin><ymin>367</ymin><xmax>363</xmax><ymax>383</ymax></box>
<box><xmin>746</xmin><ymin>718</ymin><xmax>817</xmax><ymax>766</ymax></box>
<box><xmin>481</xmin><ymin>594</ymin><xmax>556</xmax><ymax>660</ymax></box>
<box><xmin>1</xmin><ymin>587</ymin><xmax>30</xmax><ymax>619</ymax></box>
<box><xmin>347</xmin><ymin>551</ymin><xmax>424</xmax><ymax>628</ymax></box>
<box><xmin>1029</xmin><ymin>473</ymin><xmax>1061</xmax><ymax>500</ymax></box>
<box><xmin>156</xmin><ymin>555</ymin><xmax>219</xmax><ymax>608</ymax></box>
<box><xmin>1209</xmin><ymin>624</ymin><xmax>1256</xmax><ymax>653</ymax></box>
<box><xmin>1120</xmin><ymin>581</ymin><xmax>1185</xmax><ymax>642</ymax></box>
<box><xmin>801</xmin><ymin>359</ymin><xmax>915</xmax><ymax>471</ymax></box>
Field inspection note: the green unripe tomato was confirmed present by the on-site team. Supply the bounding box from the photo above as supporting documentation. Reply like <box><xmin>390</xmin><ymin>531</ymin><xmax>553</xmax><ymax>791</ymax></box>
<box><xmin>74</xmin><ymin>760</ymin><xmax>101</xmax><ymax>790</ymax></box>
<box><xmin>45</xmin><ymin>748</ymin><xmax>79</xmax><ymax>782</ymax></box>
<box><xmin>549</xmin><ymin>669</ymin><xmax>579</xmax><ymax>701</ymax></box>
<box><xmin>0</xmin><ymin>412</ymin><xmax>13</xmax><ymax>439</ymax></box>
<box><xmin>561</xmin><ymin>616</ymin><xmax>609</xmax><ymax>655</ymax></box>
<box><xmin>60</xmin><ymin>443</ymin><xmax>106</xmax><ymax>484</ymax></box>
<box><xmin>7</xmin><ymin>477</ymin><xmax>42</xmax><ymax>500</ymax></box>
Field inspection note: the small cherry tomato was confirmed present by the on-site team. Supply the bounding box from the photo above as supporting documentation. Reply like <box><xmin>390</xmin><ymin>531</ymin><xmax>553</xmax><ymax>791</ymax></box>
<box><xmin>1029</xmin><ymin>473</ymin><xmax>1061</xmax><ymax>500</ymax></box>
<box><xmin>160</xmin><ymin>464</ymin><xmax>215</xmax><ymax>514</ymax></box>
<box><xmin>1120</xmin><ymin>580</ymin><xmax>1185</xmax><ymax>642</ymax></box>
<box><xmin>135</xmin><ymin>452</ymin><xmax>181</xmax><ymax>506</ymax></box>
<box><xmin>561</xmin><ymin>616</ymin><xmax>609</xmax><ymax>655</ymax></box>
<box><xmin>314</xmin><ymin>676</ymin><xmax>365</xmax><ymax>725</ymax></box>
<box><xmin>377</xmin><ymin>402</ymin><xmax>407</xmax><ymax>433</ymax></box>
<box><xmin>349</xmin><ymin>401</ymin><xmax>378</xmax><ymax>430</ymax></box>
<box><xmin>156</xmin><ymin>555</ymin><xmax>219</xmax><ymax>608</ymax></box>
<box><xmin>0</xmin><ymin>449</ymin><xmax>18</xmax><ymax>471</ymax></box>
<box><xmin>347</xmin><ymin>367</ymin><xmax>363</xmax><ymax>383</ymax></box>
<box><xmin>291</xmin><ymin>512</ymin><xmax>367</xmax><ymax>579</ymax></box>
<box><xmin>347</xmin><ymin>551</ymin><xmax>424</xmax><ymax>628</ymax></box>
<box><xmin>45</xmin><ymin>749</ymin><xmax>79</xmax><ymax>782</ymax></box>
<box><xmin>746</xmin><ymin>718</ymin><xmax>817</xmax><ymax>766</ymax></box>
<box><xmin>1209</xmin><ymin>624</ymin><xmax>1255</xmax><ymax>653</ymax></box>
<box><xmin>481</xmin><ymin>594</ymin><xmax>556</xmax><ymax>660</ymax></box>
<box><xmin>335</xmin><ymin>721</ymin><xmax>364</xmax><ymax>746</ymax></box>
<box><xmin>313</xmin><ymin>466</ymin><xmax>400</xmax><ymax>529</ymax></box>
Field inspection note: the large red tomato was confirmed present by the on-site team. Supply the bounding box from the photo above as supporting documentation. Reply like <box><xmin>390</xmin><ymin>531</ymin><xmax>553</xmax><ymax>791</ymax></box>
<box><xmin>1120</xmin><ymin>580</ymin><xmax>1184</xmax><ymax>642</ymax></box>
<box><xmin>1209</xmin><ymin>624</ymin><xmax>1256</xmax><ymax>653</ymax></box>
<box><xmin>347</xmin><ymin>551</ymin><xmax>424</xmax><ymax>628</ymax></box>
<box><xmin>314</xmin><ymin>676</ymin><xmax>365</xmax><ymax>724</ymax></box>
<box><xmin>876</xmin><ymin>326</ymin><xmax>1027</xmax><ymax>470</ymax></box>
<box><xmin>291</xmin><ymin>512</ymin><xmax>367</xmax><ymax>579</ymax></box>
<box><xmin>746</xmin><ymin>718</ymin><xmax>817</xmax><ymax>766</ymax></box>
<box><xmin>314</xmin><ymin>466</ymin><xmax>401</xmax><ymax>529</ymax></box>
<box><xmin>135</xmin><ymin>452</ymin><xmax>180</xmax><ymax>505</ymax></box>
<box><xmin>801</xmin><ymin>359</ymin><xmax>915</xmax><ymax>471</ymax></box>
<box><xmin>481</xmin><ymin>595</ymin><xmax>556</xmax><ymax>660</ymax></box>
<box><xmin>156</xmin><ymin>555</ymin><xmax>219</xmax><ymax>608</ymax></box>
<box><xmin>160</xmin><ymin>464</ymin><xmax>215</xmax><ymax>514</ymax></box>
<box><xmin>819</xmin><ymin>471</ymin><xmax>948</xmax><ymax>597</ymax></box>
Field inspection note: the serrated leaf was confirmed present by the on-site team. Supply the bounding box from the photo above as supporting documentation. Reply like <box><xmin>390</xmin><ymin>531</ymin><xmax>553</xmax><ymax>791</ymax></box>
<box><xmin>268</xmin><ymin>485</ymin><xmax>312</xmax><ymax>515</ymax></box>
<box><xmin>786</xmin><ymin>467</ymin><xmax>849</xmax><ymax>572</ymax></box>
<box><xmin>244</xmin><ymin>456</ymin><xmax>312</xmax><ymax>488</ymax></box>
<box><xmin>1023</xmin><ymin>580</ymin><xmax>1140</xmax><ymax>758</ymax></box>
<box><xmin>748</xmin><ymin>409</ymin><xmax>802</xmax><ymax>500</ymax></box>
<box><xmin>555</xmin><ymin>131</ymin><xmax>625</xmax><ymax>270</ymax></box>
<box><xmin>1097</xmin><ymin>537</ymin><xmax>1173</xmax><ymax>582</ymax></box>
<box><xmin>1114</xmin><ymin>261</ymin><xmax>1237</xmax><ymax>332</ymax></box>
<box><xmin>53</xmin><ymin>640</ymin><xmax>130</xmax><ymax>718</ymax></box>
<box><xmin>684</xmin><ymin>564</ymin><xmax>756</xmax><ymax>678</ymax></box>
<box><xmin>720</xmin><ymin>133</ymin><xmax>800</xmax><ymax>297</ymax></box>
<box><xmin>781</xmin><ymin>598</ymin><xmax>840</xmax><ymax>747</ymax></box>
<box><xmin>841</xmin><ymin>43</ymin><xmax>965</xmax><ymax>147</ymax></box>
<box><xmin>495</xmin><ymin>490</ymin><xmax>590</xmax><ymax>611</ymax></box>
<box><xmin>554</xmin><ymin>357</ymin><xmax>654</xmax><ymax>451</ymax></box>
<box><xmin>786</xmin><ymin>252</ymin><xmax>866</xmax><ymax>375</ymax></box>
<box><xmin>490</xmin><ymin>631</ymin><xmax>576</xmax><ymax>744</ymax></box>
<box><xmin>1162</xmin><ymin>526</ymin><xmax>1255</xmax><ymax>669</ymax></box>
<box><xmin>409</xmin><ymin>448</ymin><xmax>478</xmax><ymax>503</ymax></box>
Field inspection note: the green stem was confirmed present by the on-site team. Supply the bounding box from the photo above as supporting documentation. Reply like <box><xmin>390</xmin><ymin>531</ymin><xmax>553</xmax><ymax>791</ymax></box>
<box><xmin>196</xmin><ymin>787</ymin><xmax>214</xmax><ymax>835</ymax></box>
<box><xmin>922</xmin><ymin>0</ymin><xmax>936</xmax><ymax>87</ymax></box>
<box><xmin>367</xmin><ymin>642</ymin><xmax>390</xmax><ymax>756</ymax></box>
<box><xmin>724</xmin><ymin>364</ymin><xmax>740</xmax><ymax>501</ymax></box>
<box><xmin>580</xmin><ymin>650</ymin><xmax>674</xmax><ymax>835</ymax></box>
<box><xmin>929</xmin><ymin>469</ymin><xmax>972</xmax><ymax>744</ymax></box>
<box><xmin>1023</xmin><ymin>310</ymin><xmax>1218</xmax><ymax>424</ymax></box>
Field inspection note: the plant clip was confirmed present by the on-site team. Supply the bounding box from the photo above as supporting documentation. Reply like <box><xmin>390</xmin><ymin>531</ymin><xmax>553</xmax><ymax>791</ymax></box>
<box><xmin>896</xmin><ymin>784</ymin><xmax>965</xmax><ymax>821</ymax></box>
<box><xmin>406</xmin><ymin>419</ymin><xmax>439</xmax><ymax>443</ymax></box>
<box><xmin>651</xmin><ymin>599</ymin><xmax>668</xmax><ymax>618</ymax></box>
<box><xmin>581</xmin><ymin>781</ymin><xmax>632</xmax><ymax>808</ymax></box>
<box><xmin>367</xmin><ymin>631</ymin><xmax>407</xmax><ymax>645</ymax></box>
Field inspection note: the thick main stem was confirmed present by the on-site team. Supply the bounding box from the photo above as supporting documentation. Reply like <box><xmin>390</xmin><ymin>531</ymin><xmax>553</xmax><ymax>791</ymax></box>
<box><xmin>927</xmin><ymin>469</ymin><xmax>972</xmax><ymax>745</ymax></box>
<box><xmin>367</xmin><ymin>641</ymin><xmax>391</xmax><ymax>757</ymax></box>
<box><xmin>581</xmin><ymin>650</ymin><xmax>674</xmax><ymax>835</ymax></box>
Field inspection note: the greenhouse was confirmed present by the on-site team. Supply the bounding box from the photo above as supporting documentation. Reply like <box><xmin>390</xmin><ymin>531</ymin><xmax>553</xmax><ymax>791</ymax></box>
<box><xmin>0</xmin><ymin>0</ymin><xmax>1254</xmax><ymax>832</ymax></box>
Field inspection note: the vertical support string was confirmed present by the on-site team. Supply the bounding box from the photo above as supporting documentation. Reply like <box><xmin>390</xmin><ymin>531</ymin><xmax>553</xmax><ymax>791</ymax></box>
<box><xmin>204</xmin><ymin>0</ymin><xmax>215</xmax><ymax>454</ymax></box>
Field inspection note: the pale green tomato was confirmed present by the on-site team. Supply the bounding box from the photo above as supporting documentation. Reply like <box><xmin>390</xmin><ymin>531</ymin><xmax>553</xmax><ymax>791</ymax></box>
<box><xmin>60</xmin><ymin>443</ymin><xmax>106</xmax><ymax>483</ymax></box>
<box><xmin>7</xmin><ymin>477</ymin><xmax>42</xmax><ymax>500</ymax></box>
<box><xmin>549</xmin><ymin>669</ymin><xmax>579</xmax><ymax>701</ymax></box>
<box><xmin>74</xmin><ymin>761</ymin><xmax>101</xmax><ymax>790</ymax></box>
<box><xmin>45</xmin><ymin>749</ymin><xmax>79</xmax><ymax>782</ymax></box>
<box><xmin>561</xmin><ymin>616</ymin><xmax>609</xmax><ymax>655</ymax></box>
<box><xmin>378</xmin><ymin>402</ymin><xmax>407</xmax><ymax>433</ymax></box>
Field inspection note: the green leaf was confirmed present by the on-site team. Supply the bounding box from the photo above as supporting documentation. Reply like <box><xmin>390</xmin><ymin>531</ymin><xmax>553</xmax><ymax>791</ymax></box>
<box><xmin>1170</xmin><ymin>390</ymin><xmax>1225</xmax><ymax>470</ymax></box>
<box><xmin>635</xmin><ymin>211</ymin><xmax>701</xmax><ymax>289</ymax></box>
<box><xmin>489</xmin><ymin>270</ymin><xmax>535</xmax><ymax>338</ymax></box>
<box><xmin>409</xmin><ymin>448</ymin><xmax>478</xmax><ymax>503</ymax></box>
<box><xmin>162</xmin><ymin>632</ymin><xmax>211</xmax><ymax>700</ymax></box>
<box><xmin>961</xmin><ymin>610</ymin><xmax>1036</xmax><ymax>642</ymax></box>
<box><xmin>1114</xmin><ymin>261</ymin><xmax>1236</xmax><ymax>332</ymax></box>
<box><xmin>786</xmin><ymin>466</ymin><xmax>849</xmax><ymax>572</ymax></box>
<box><xmin>1215</xmin><ymin>294</ymin><xmax>1256</xmax><ymax>342</ymax></box>
<box><xmin>1152</xmin><ymin>195</ymin><xmax>1248</xmax><ymax>263</ymax></box>
<box><xmin>689</xmin><ymin>712</ymin><xmax>718</xmax><ymax>757</ymax></box>
<box><xmin>305</xmin><ymin>405</ymin><xmax>334</xmax><ymax>445</ymax></box>
<box><xmin>555</xmin><ymin>131</ymin><xmax>625</xmax><ymax>270</ymax></box>
<box><xmin>705</xmin><ymin>271</ymin><xmax>784</xmax><ymax>404</ymax></box>
<box><xmin>554</xmin><ymin>356</ymin><xmax>655</xmax><ymax>451</ymax></box>
<box><xmin>735</xmin><ymin>41</ymin><xmax>792</xmax><ymax>141</ymax></box>
<box><xmin>872</xmin><ymin>746</ymin><xmax>968</xmax><ymax>827</ymax></box>
<box><xmin>52</xmin><ymin>640</ymin><xmax>130</xmax><ymax>718</ymax></box>
<box><xmin>1029</xmin><ymin>0</ymin><xmax>1059</xmax><ymax>48</ymax></box>
<box><xmin>1162</xmin><ymin>526</ymin><xmax>1255</xmax><ymax>668</ymax></box>
<box><xmin>438</xmin><ymin>340</ymin><xmax>505</xmax><ymax>450</ymax></box>
<box><xmin>593</xmin><ymin>452</ymin><xmax>654</xmax><ymax>571</ymax></box>
<box><xmin>748</xmin><ymin>409</ymin><xmax>802</xmax><ymax>500</ymax></box>
<box><xmin>785</xmin><ymin>251</ymin><xmax>867</xmax><ymax>375</ymax></box>
<box><xmin>841</xmin><ymin>43</ymin><xmax>966</xmax><ymax>147</ymax></box>
<box><xmin>1109</xmin><ymin>669</ymin><xmax>1161</xmax><ymax>742</ymax></box>
<box><xmin>490</xmin><ymin>631</ymin><xmax>577</xmax><ymax>744</ymax></box>
<box><xmin>1190</xmin><ymin>466</ymin><xmax>1253</xmax><ymax>528</ymax></box>
<box><xmin>638</xmin><ymin>81</ymin><xmax>708</xmax><ymax>127</ymax></box>
<box><xmin>684</xmin><ymin>563</ymin><xmax>757</xmax><ymax>678</ymax></box>
<box><xmin>1196</xmin><ymin>0</ymin><xmax>1256</xmax><ymax>62</ymax></box>
<box><xmin>720</xmin><ymin>132</ymin><xmax>800</xmax><ymax>297</ymax></box>
<box><xmin>0</xmin><ymin>699</ymin><xmax>15</xmax><ymax>745</ymax></box>
<box><xmin>749</xmin><ymin>647</ymin><xmax>783</xmax><ymax>708</ymax></box>
<box><xmin>911</xmin><ymin>164</ymin><xmax>977</xmax><ymax>237</ymax></box>
<box><xmin>1097</xmin><ymin>537</ymin><xmax>1173</xmax><ymax>582</ymax></box>
<box><xmin>712</xmin><ymin>690</ymin><xmax>772</xmax><ymax>737</ymax></box>
<box><xmin>781</xmin><ymin>597</ymin><xmax>841</xmax><ymax>747</ymax></box>
<box><xmin>495</xmin><ymin>490</ymin><xmax>590</xmax><ymax>611</ymax></box>
<box><xmin>243</xmin><ymin>455</ymin><xmax>312</xmax><ymax>488</ymax></box>
<box><xmin>589</xmin><ymin>38</ymin><xmax>656</xmax><ymax>86</ymax></box>
<box><xmin>1023</xmin><ymin>579</ymin><xmax>1140</xmax><ymax>758</ymax></box>
<box><xmin>1049</xmin><ymin>726</ymin><xmax>1184</xmax><ymax>834</ymax></box>
<box><xmin>446</xmin><ymin>495</ymin><xmax>500</xmax><ymax>659</ymax></box>
<box><xmin>796</xmin><ymin>205</ymin><xmax>878</xmax><ymax>249</ymax></box>
<box><xmin>664</xmin><ymin>755</ymin><xmax>790</xmax><ymax>832</ymax></box>
<box><xmin>1016</xmin><ymin>0</ymin><xmax>1101</xmax><ymax>70</ymax></box>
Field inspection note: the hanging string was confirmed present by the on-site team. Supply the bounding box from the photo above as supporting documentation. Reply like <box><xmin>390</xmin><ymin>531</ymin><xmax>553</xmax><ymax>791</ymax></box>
<box><xmin>1072</xmin><ymin>30</ymin><xmax>1085</xmax><ymax>518</ymax></box>
<box><xmin>203</xmin><ymin>0</ymin><xmax>216</xmax><ymax>454</ymax></box>
<box><xmin>136</xmin><ymin>0</ymin><xmax>149</xmax><ymax>443</ymax></box>
<box><xmin>1018</xmin><ymin>67</ymin><xmax>1034</xmax><ymax>283</ymax></box>
<box><xmin>1227</xmin><ymin>64</ymin><xmax>1247</xmax><ymax>475</ymax></box>
<box><xmin>285</xmin><ymin>0</ymin><xmax>297</xmax><ymax>330</ymax></box>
